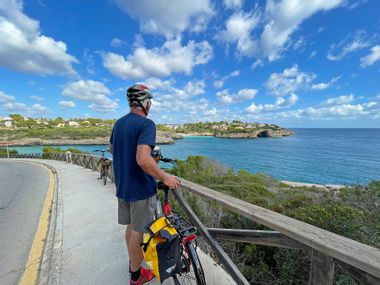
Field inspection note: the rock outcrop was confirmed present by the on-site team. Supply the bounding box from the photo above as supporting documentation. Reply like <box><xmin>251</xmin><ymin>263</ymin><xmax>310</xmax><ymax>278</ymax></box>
<box><xmin>215</xmin><ymin>129</ymin><xmax>293</xmax><ymax>139</ymax></box>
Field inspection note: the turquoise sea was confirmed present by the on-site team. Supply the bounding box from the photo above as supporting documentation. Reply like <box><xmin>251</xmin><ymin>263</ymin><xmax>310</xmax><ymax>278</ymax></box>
<box><xmin>10</xmin><ymin>129</ymin><xmax>380</xmax><ymax>185</ymax></box>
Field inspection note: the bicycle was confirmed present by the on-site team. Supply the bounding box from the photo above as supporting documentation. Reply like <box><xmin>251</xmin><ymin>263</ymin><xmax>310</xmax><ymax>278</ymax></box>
<box><xmin>94</xmin><ymin>149</ymin><xmax>110</xmax><ymax>185</ymax></box>
<box><xmin>153</xmin><ymin>148</ymin><xmax>206</xmax><ymax>285</ymax></box>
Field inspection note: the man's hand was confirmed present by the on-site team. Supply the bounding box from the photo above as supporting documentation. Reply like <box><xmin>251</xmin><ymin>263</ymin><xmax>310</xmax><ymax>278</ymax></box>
<box><xmin>163</xmin><ymin>174</ymin><xmax>181</xmax><ymax>190</ymax></box>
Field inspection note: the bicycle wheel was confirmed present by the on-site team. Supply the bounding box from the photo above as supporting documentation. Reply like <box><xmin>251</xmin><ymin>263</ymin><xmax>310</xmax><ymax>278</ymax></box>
<box><xmin>103</xmin><ymin>166</ymin><xmax>107</xmax><ymax>185</ymax></box>
<box><xmin>173</xmin><ymin>241</ymin><xmax>206</xmax><ymax>285</ymax></box>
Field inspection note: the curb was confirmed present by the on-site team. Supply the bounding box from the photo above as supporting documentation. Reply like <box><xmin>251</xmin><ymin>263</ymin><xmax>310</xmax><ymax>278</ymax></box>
<box><xmin>34</xmin><ymin>162</ymin><xmax>63</xmax><ymax>285</ymax></box>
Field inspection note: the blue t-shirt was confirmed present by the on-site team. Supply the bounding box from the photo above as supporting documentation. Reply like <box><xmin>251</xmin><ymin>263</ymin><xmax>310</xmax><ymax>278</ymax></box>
<box><xmin>110</xmin><ymin>113</ymin><xmax>157</xmax><ymax>202</ymax></box>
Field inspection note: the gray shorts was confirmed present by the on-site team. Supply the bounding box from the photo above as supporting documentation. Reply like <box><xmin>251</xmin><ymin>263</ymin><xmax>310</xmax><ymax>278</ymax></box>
<box><xmin>118</xmin><ymin>195</ymin><xmax>157</xmax><ymax>233</ymax></box>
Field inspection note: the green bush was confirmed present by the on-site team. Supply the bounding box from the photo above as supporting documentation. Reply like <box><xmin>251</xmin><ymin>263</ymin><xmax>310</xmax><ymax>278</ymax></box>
<box><xmin>169</xmin><ymin>156</ymin><xmax>379</xmax><ymax>285</ymax></box>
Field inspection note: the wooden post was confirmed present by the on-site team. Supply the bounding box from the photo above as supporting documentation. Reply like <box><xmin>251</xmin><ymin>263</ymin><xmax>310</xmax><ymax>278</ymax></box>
<box><xmin>309</xmin><ymin>249</ymin><xmax>335</xmax><ymax>285</ymax></box>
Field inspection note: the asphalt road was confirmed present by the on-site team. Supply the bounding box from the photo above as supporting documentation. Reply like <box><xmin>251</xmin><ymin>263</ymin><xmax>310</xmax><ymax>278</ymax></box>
<box><xmin>0</xmin><ymin>160</ymin><xmax>49</xmax><ymax>285</ymax></box>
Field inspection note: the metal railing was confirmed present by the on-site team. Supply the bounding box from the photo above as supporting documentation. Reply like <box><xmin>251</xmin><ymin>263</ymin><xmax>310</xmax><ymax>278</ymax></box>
<box><xmin>5</xmin><ymin>152</ymin><xmax>380</xmax><ymax>285</ymax></box>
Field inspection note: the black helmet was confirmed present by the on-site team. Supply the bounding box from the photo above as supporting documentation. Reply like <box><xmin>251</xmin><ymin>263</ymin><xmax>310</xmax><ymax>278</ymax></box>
<box><xmin>127</xmin><ymin>84</ymin><xmax>153</xmax><ymax>102</ymax></box>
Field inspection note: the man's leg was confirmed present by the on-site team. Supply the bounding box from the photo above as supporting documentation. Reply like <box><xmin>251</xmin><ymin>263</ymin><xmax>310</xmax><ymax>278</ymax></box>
<box><xmin>125</xmin><ymin>225</ymin><xmax>132</xmax><ymax>246</ymax></box>
<box><xmin>128</xmin><ymin>229</ymin><xmax>144</xmax><ymax>272</ymax></box>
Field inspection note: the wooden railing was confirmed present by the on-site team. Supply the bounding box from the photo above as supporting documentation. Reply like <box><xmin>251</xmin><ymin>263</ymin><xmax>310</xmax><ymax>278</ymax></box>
<box><xmin>6</xmin><ymin>152</ymin><xmax>380</xmax><ymax>285</ymax></box>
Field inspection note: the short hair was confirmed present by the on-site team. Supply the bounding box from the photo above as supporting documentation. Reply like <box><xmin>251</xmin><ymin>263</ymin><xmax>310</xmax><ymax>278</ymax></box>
<box><xmin>129</xmin><ymin>98</ymin><xmax>151</xmax><ymax>109</ymax></box>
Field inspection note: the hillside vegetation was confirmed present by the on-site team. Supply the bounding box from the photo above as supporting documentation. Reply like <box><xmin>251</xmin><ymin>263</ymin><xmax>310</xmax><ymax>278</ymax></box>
<box><xmin>168</xmin><ymin>156</ymin><xmax>379</xmax><ymax>285</ymax></box>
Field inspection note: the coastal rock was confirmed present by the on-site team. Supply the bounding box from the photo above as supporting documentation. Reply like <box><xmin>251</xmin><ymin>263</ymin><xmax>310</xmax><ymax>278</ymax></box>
<box><xmin>215</xmin><ymin>129</ymin><xmax>293</xmax><ymax>139</ymax></box>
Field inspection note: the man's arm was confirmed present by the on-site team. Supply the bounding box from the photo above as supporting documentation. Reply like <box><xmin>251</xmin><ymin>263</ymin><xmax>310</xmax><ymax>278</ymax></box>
<box><xmin>136</xmin><ymin>145</ymin><xmax>180</xmax><ymax>189</ymax></box>
<box><xmin>109</xmin><ymin>143</ymin><xmax>113</xmax><ymax>154</ymax></box>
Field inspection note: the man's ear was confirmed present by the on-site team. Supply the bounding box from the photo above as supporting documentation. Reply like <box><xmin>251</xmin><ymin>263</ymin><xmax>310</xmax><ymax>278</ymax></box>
<box><xmin>146</xmin><ymin>100</ymin><xmax>152</xmax><ymax>112</ymax></box>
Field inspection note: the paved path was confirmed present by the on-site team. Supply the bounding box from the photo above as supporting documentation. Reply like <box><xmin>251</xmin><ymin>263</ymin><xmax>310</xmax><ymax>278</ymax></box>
<box><xmin>11</xmin><ymin>159</ymin><xmax>235</xmax><ymax>285</ymax></box>
<box><xmin>0</xmin><ymin>160</ymin><xmax>49</xmax><ymax>285</ymax></box>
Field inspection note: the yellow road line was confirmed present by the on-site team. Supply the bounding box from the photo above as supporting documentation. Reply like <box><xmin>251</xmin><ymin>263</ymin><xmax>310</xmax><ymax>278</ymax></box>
<box><xmin>19</xmin><ymin>163</ymin><xmax>55</xmax><ymax>285</ymax></box>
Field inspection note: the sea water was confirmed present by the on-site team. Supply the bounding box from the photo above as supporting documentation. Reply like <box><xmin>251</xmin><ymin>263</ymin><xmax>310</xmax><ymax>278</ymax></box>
<box><xmin>10</xmin><ymin>129</ymin><xmax>380</xmax><ymax>185</ymax></box>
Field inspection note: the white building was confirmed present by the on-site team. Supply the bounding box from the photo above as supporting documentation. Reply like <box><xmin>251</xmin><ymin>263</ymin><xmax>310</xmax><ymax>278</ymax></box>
<box><xmin>68</xmin><ymin>121</ymin><xmax>80</xmax><ymax>127</ymax></box>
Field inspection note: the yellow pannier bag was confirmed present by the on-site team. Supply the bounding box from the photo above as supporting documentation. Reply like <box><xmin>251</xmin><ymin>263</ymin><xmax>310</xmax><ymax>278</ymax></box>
<box><xmin>142</xmin><ymin>216</ymin><xmax>181</xmax><ymax>283</ymax></box>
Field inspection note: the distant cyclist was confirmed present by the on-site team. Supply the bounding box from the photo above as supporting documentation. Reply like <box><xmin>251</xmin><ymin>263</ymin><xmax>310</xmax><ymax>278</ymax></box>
<box><xmin>109</xmin><ymin>84</ymin><xmax>180</xmax><ymax>285</ymax></box>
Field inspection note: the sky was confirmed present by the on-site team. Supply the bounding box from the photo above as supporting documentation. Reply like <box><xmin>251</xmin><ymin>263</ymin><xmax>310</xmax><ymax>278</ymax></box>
<box><xmin>0</xmin><ymin>0</ymin><xmax>380</xmax><ymax>128</ymax></box>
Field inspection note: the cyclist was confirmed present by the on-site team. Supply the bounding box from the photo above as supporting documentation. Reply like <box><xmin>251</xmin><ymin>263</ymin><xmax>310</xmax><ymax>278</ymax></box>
<box><xmin>109</xmin><ymin>84</ymin><xmax>180</xmax><ymax>285</ymax></box>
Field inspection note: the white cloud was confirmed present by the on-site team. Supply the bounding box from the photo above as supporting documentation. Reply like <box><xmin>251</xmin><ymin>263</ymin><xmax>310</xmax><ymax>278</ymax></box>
<box><xmin>265</xmin><ymin>65</ymin><xmax>315</xmax><ymax>97</ymax></box>
<box><xmin>236</xmin><ymin>89</ymin><xmax>258</xmax><ymax>101</ymax></box>
<box><xmin>360</xmin><ymin>45</ymin><xmax>380</xmax><ymax>67</ymax></box>
<box><xmin>261</xmin><ymin>0</ymin><xmax>343</xmax><ymax>61</ymax></box>
<box><xmin>110</xmin><ymin>38</ymin><xmax>126</xmax><ymax>47</ymax></box>
<box><xmin>114</xmin><ymin>0</ymin><xmax>213</xmax><ymax>38</ymax></box>
<box><xmin>223</xmin><ymin>0</ymin><xmax>244</xmax><ymax>10</ymax></box>
<box><xmin>204</xmin><ymin>107</ymin><xmax>218</xmax><ymax>117</ymax></box>
<box><xmin>102</xmin><ymin>37</ymin><xmax>212</xmax><ymax>79</ymax></box>
<box><xmin>62</xmin><ymin>80</ymin><xmax>119</xmax><ymax>113</ymax></box>
<box><xmin>251</xmin><ymin>59</ymin><xmax>264</xmax><ymax>70</ymax></box>
<box><xmin>245</xmin><ymin>93</ymin><xmax>298</xmax><ymax>114</ymax></box>
<box><xmin>143</xmin><ymin>77</ymin><xmax>176</xmax><ymax>90</ymax></box>
<box><xmin>327</xmin><ymin>31</ymin><xmax>370</xmax><ymax>61</ymax></box>
<box><xmin>29</xmin><ymin>95</ymin><xmax>44</xmax><ymax>101</ymax></box>
<box><xmin>184</xmin><ymin>80</ymin><xmax>205</xmax><ymax>95</ymax></box>
<box><xmin>218</xmin><ymin>11</ymin><xmax>260</xmax><ymax>57</ymax></box>
<box><xmin>0</xmin><ymin>0</ymin><xmax>77</xmax><ymax>75</ymax></box>
<box><xmin>311</xmin><ymin>76</ymin><xmax>341</xmax><ymax>90</ymax></box>
<box><xmin>213</xmin><ymin>70</ymin><xmax>240</xmax><ymax>88</ymax></box>
<box><xmin>3</xmin><ymin>102</ymin><xmax>27</xmax><ymax>111</ymax></box>
<box><xmin>30</xmin><ymin>103</ymin><xmax>52</xmax><ymax>114</ymax></box>
<box><xmin>321</xmin><ymin>94</ymin><xmax>355</xmax><ymax>106</ymax></box>
<box><xmin>308</xmin><ymin>51</ymin><xmax>317</xmax><ymax>59</ymax></box>
<box><xmin>59</xmin><ymin>100</ymin><xmax>76</xmax><ymax>109</ymax></box>
<box><xmin>217</xmin><ymin>88</ymin><xmax>258</xmax><ymax>105</ymax></box>
<box><xmin>0</xmin><ymin>91</ymin><xmax>16</xmax><ymax>103</ymax></box>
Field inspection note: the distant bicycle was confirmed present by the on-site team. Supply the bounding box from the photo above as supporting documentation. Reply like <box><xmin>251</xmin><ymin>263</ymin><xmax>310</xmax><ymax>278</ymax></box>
<box><xmin>94</xmin><ymin>149</ymin><xmax>111</xmax><ymax>185</ymax></box>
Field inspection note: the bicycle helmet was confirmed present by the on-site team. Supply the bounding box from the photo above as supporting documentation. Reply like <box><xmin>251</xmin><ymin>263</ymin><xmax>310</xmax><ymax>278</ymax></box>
<box><xmin>127</xmin><ymin>84</ymin><xmax>153</xmax><ymax>115</ymax></box>
<box><xmin>127</xmin><ymin>84</ymin><xmax>153</xmax><ymax>101</ymax></box>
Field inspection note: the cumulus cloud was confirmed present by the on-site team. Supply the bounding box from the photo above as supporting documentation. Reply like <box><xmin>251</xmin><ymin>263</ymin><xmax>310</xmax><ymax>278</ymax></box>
<box><xmin>184</xmin><ymin>80</ymin><xmax>205</xmax><ymax>95</ymax></box>
<box><xmin>114</xmin><ymin>0</ymin><xmax>213</xmax><ymax>38</ymax></box>
<box><xmin>0</xmin><ymin>91</ymin><xmax>16</xmax><ymax>103</ymax></box>
<box><xmin>217</xmin><ymin>88</ymin><xmax>258</xmax><ymax>105</ymax></box>
<box><xmin>143</xmin><ymin>77</ymin><xmax>176</xmax><ymax>90</ymax></box>
<box><xmin>102</xmin><ymin>37</ymin><xmax>212</xmax><ymax>79</ymax></box>
<box><xmin>213</xmin><ymin>70</ymin><xmax>240</xmax><ymax>88</ymax></box>
<box><xmin>265</xmin><ymin>65</ymin><xmax>315</xmax><ymax>97</ymax></box>
<box><xmin>30</xmin><ymin>103</ymin><xmax>52</xmax><ymax>114</ymax></box>
<box><xmin>245</xmin><ymin>93</ymin><xmax>298</xmax><ymax>114</ymax></box>
<box><xmin>3</xmin><ymin>102</ymin><xmax>27</xmax><ymax>112</ymax></box>
<box><xmin>327</xmin><ymin>31</ymin><xmax>371</xmax><ymax>61</ymax></box>
<box><xmin>218</xmin><ymin>10</ymin><xmax>260</xmax><ymax>57</ymax></box>
<box><xmin>321</xmin><ymin>94</ymin><xmax>355</xmax><ymax>106</ymax></box>
<box><xmin>360</xmin><ymin>45</ymin><xmax>380</xmax><ymax>67</ymax></box>
<box><xmin>29</xmin><ymin>95</ymin><xmax>44</xmax><ymax>101</ymax></box>
<box><xmin>0</xmin><ymin>0</ymin><xmax>77</xmax><ymax>75</ymax></box>
<box><xmin>261</xmin><ymin>0</ymin><xmax>343</xmax><ymax>61</ymax></box>
<box><xmin>62</xmin><ymin>80</ymin><xmax>119</xmax><ymax>112</ymax></box>
<box><xmin>59</xmin><ymin>100</ymin><xmax>76</xmax><ymax>109</ymax></box>
<box><xmin>110</xmin><ymin>38</ymin><xmax>126</xmax><ymax>47</ymax></box>
<box><xmin>311</xmin><ymin>76</ymin><xmax>341</xmax><ymax>90</ymax></box>
<box><xmin>223</xmin><ymin>0</ymin><xmax>244</xmax><ymax>10</ymax></box>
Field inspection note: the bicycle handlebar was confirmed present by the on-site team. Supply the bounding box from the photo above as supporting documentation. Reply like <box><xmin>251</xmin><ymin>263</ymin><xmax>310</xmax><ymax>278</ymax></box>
<box><xmin>157</xmin><ymin>181</ymin><xmax>170</xmax><ymax>191</ymax></box>
<box><xmin>93</xmin><ymin>149</ymin><xmax>109</xmax><ymax>153</ymax></box>
<box><xmin>160</xmin><ymin>157</ymin><xmax>176</xmax><ymax>163</ymax></box>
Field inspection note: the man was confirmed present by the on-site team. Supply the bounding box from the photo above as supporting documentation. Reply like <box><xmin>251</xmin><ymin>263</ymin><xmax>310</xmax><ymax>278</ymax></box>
<box><xmin>109</xmin><ymin>84</ymin><xmax>180</xmax><ymax>285</ymax></box>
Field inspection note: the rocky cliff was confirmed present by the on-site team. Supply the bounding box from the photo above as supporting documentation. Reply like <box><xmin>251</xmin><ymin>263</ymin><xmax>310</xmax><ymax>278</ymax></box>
<box><xmin>215</xmin><ymin>128</ymin><xmax>293</xmax><ymax>139</ymax></box>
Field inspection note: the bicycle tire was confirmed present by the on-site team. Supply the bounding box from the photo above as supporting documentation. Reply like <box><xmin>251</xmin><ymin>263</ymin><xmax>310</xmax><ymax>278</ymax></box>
<box><xmin>174</xmin><ymin>241</ymin><xmax>206</xmax><ymax>285</ymax></box>
<box><xmin>103</xmin><ymin>166</ymin><xmax>107</xmax><ymax>185</ymax></box>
